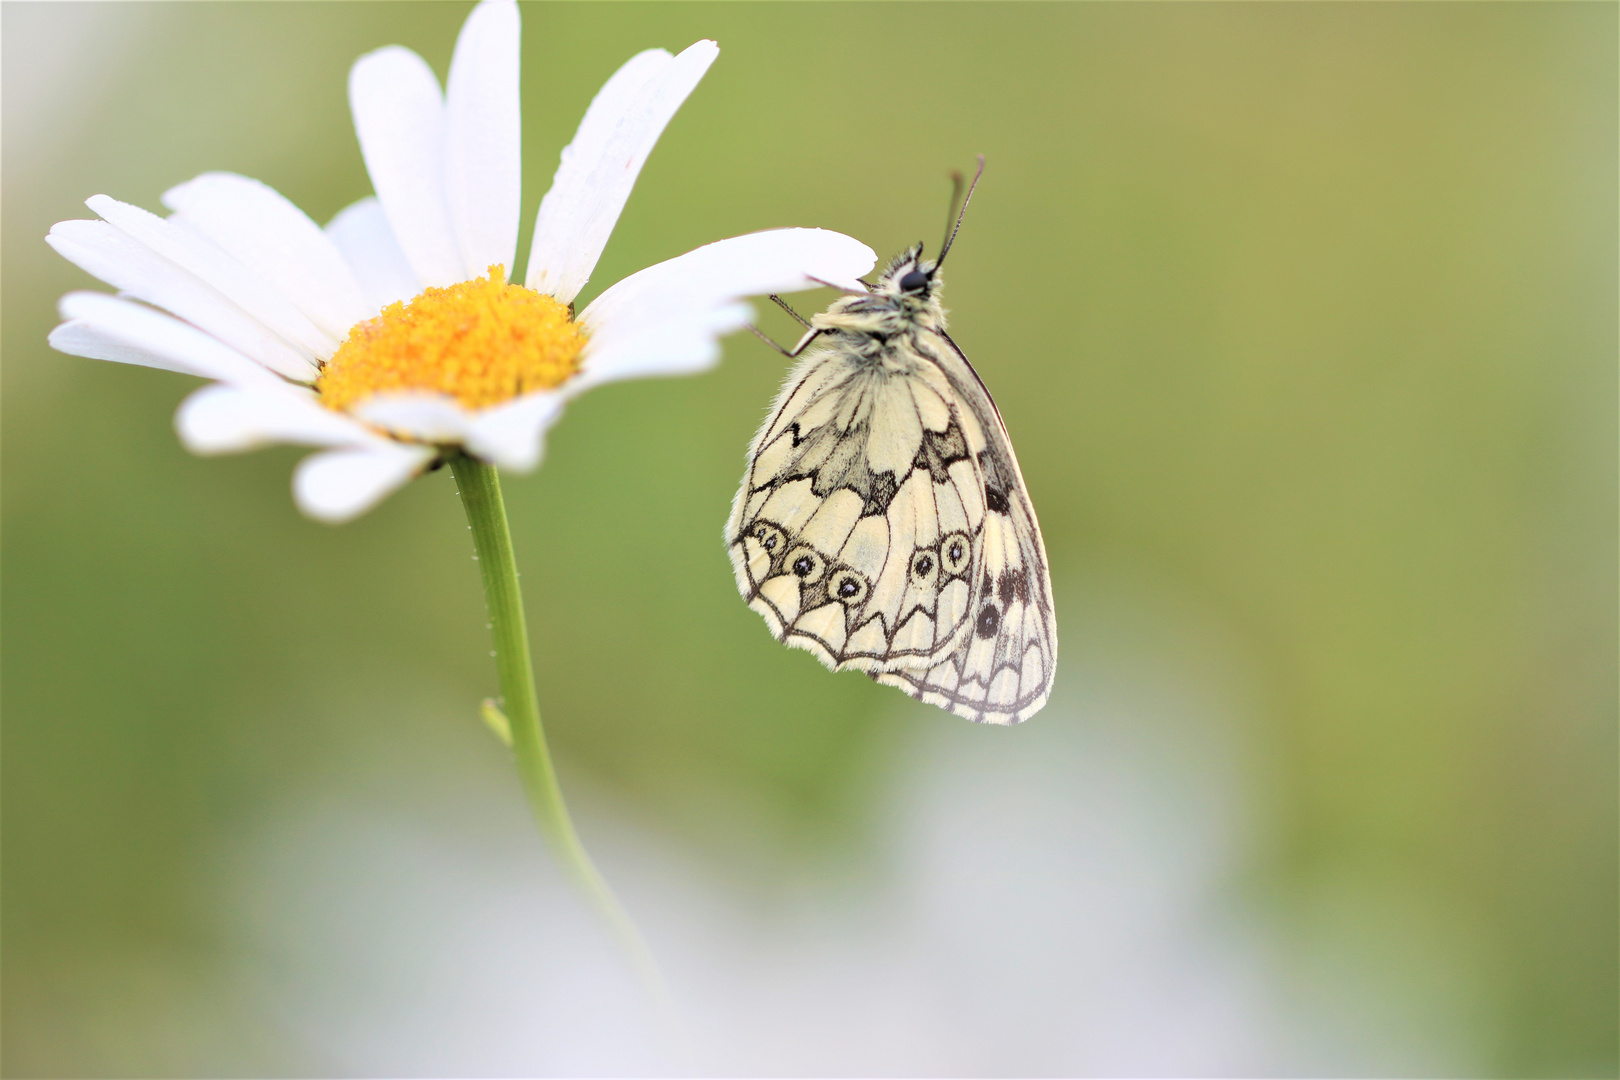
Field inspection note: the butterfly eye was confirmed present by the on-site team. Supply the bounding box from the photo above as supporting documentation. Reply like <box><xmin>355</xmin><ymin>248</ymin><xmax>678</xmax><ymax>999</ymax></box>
<box><xmin>940</xmin><ymin>531</ymin><xmax>972</xmax><ymax>576</ymax></box>
<box><xmin>899</xmin><ymin>269</ymin><xmax>929</xmax><ymax>294</ymax></box>
<box><xmin>784</xmin><ymin>545</ymin><xmax>826</xmax><ymax>585</ymax></box>
<box><xmin>909</xmin><ymin>549</ymin><xmax>939</xmax><ymax>589</ymax></box>
<box><xmin>829</xmin><ymin>568</ymin><xmax>869</xmax><ymax>606</ymax></box>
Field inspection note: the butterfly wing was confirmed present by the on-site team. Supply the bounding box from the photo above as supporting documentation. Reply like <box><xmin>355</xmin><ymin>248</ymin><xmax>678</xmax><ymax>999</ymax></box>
<box><xmin>727</xmin><ymin>343</ymin><xmax>982</xmax><ymax>675</ymax></box>
<box><xmin>871</xmin><ymin>328</ymin><xmax>1058</xmax><ymax>725</ymax></box>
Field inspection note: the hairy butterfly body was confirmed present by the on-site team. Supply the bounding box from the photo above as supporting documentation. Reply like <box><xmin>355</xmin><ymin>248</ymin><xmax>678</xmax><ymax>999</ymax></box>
<box><xmin>727</xmin><ymin>162</ymin><xmax>1056</xmax><ymax>724</ymax></box>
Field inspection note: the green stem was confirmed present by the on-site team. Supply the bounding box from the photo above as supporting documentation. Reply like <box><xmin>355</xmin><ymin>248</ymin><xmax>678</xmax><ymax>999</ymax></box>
<box><xmin>449</xmin><ymin>453</ymin><xmax>668</xmax><ymax>1006</ymax></box>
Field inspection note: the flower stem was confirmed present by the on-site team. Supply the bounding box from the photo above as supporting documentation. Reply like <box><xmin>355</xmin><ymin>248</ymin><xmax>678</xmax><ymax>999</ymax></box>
<box><xmin>449</xmin><ymin>453</ymin><xmax>668</xmax><ymax>1005</ymax></box>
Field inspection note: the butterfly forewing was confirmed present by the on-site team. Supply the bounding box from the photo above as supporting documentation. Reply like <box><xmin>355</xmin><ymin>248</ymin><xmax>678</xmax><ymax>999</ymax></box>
<box><xmin>727</xmin><ymin>346</ymin><xmax>981</xmax><ymax>673</ymax></box>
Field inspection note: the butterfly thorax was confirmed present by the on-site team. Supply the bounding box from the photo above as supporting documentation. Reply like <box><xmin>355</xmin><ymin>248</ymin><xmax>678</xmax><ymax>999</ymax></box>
<box><xmin>811</xmin><ymin>245</ymin><xmax>947</xmax><ymax>354</ymax></box>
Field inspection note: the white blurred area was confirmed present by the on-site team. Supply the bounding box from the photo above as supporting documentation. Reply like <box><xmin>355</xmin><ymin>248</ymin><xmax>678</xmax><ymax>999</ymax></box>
<box><xmin>208</xmin><ymin>572</ymin><xmax>1479</xmax><ymax>1076</ymax></box>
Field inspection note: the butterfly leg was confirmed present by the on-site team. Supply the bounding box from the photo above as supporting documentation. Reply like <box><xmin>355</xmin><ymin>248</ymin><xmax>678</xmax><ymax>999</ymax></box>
<box><xmin>745</xmin><ymin>320</ymin><xmax>823</xmax><ymax>358</ymax></box>
<box><xmin>770</xmin><ymin>295</ymin><xmax>813</xmax><ymax>328</ymax></box>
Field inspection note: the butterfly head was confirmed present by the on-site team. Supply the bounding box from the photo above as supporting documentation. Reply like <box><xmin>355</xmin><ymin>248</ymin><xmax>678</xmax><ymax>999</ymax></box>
<box><xmin>874</xmin><ymin>243</ymin><xmax>945</xmax><ymax>313</ymax></box>
<box><xmin>816</xmin><ymin>243</ymin><xmax>945</xmax><ymax>338</ymax></box>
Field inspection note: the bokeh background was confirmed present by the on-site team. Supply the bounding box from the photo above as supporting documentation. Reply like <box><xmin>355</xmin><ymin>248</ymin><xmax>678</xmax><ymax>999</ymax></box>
<box><xmin>3</xmin><ymin>2</ymin><xmax>1614</xmax><ymax>1075</ymax></box>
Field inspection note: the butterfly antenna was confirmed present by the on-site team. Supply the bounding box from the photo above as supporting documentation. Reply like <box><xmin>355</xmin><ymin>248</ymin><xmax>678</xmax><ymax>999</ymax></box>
<box><xmin>934</xmin><ymin>154</ymin><xmax>985</xmax><ymax>273</ymax></box>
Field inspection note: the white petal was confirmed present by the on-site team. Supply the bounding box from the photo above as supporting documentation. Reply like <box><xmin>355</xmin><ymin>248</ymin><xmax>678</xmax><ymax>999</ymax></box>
<box><xmin>50</xmin><ymin>292</ymin><xmax>288</xmax><ymax>389</ymax></box>
<box><xmin>350</xmin><ymin>45</ymin><xmax>463</xmax><ymax>286</ymax></box>
<box><xmin>176</xmin><ymin>383</ymin><xmax>380</xmax><ymax>455</ymax></box>
<box><xmin>463</xmin><ymin>390</ymin><xmax>566</xmax><ymax>472</ymax></box>
<box><xmin>47</xmin><ymin>218</ymin><xmax>319</xmax><ymax>383</ymax></box>
<box><xmin>353</xmin><ymin>391</ymin><xmax>474</xmax><ymax>443</ymax></box>
<box><xmin>581</xmin><ymin>227</ymin><xmax>877</xmax><ymax>329</ymax></box>
<box><xmin>524</xmin><ymin>48</ymin><xmax>669</xmax><ymax>300</ymax></box>
<box><xmin>86</xmin><ymin>194</ymin><xmax>335</xmax><ymax>361</ymax></box>
<box><xmin>294</xmin><ymin>443</ymin><xmax>436</xmax><ymax>523</ymax></box>
<box><xmin>444</xmin><ymin>0</ymin><xmax>521</xmax><ymax>281</ymax></box>
<box><xmin>576</xmin><ymin>228</ymin><xmax>877</xmax><ymax>387</ymax></box>
<box><xmin>573</xmin><ymin>302</ymin><xmax>749</xmax><ymax>391</ymax></box>
<box><xmin>326</xmin><ymin>197</ymin><xmax>420</xmax><ymax>315</ymax></box>
<box><xmin>525</xmin><ymin>40</ymin><xmax>719</xmax><ymax>303</ymax></box>
<box><xmin>163</xmin><ymin>172</ymin><xmax>370</xmax><ymax>344</ymax></box>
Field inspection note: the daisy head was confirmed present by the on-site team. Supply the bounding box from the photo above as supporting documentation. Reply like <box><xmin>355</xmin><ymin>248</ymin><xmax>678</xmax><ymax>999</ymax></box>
<box><xmin>47</xmin><ymin>0</ymin><xmax>876</xmax><ymax>521</ymax></box>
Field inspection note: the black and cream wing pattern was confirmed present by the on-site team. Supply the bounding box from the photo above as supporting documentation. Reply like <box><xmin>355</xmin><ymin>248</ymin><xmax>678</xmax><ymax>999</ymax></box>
<box><xmin>726</xmin><ymin>325</ymin><xmax>1056</xmax><ymax>724</ymax></box>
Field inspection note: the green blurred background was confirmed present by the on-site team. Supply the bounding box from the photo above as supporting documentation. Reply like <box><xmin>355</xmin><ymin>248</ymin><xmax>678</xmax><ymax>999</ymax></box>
<box><xmin>3</xmin><ymin>2</ymin><xmax>1614</xmax><ymax>1075</ymax></box>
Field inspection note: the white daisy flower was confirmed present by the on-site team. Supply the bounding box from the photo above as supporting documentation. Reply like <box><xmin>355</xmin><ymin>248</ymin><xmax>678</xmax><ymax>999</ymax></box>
<box><xmin>47</xmin><ymin>0</ymin><xmax>876</xmax><ymax>522</ymax></box>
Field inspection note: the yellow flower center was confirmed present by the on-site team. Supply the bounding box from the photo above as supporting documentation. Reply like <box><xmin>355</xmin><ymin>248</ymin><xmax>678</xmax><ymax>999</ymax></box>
<box><xmin>317</xmin><ymin>266</ymin><xmax>587</xmax><ymax>413</ymax></box>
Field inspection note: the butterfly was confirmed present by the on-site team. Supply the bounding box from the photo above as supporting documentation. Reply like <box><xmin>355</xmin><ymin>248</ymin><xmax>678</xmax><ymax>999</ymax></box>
<box><xmin>726</xmin><ymin>160</ymin><xmax>1056</xmax><ymax>724</ymax></box>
